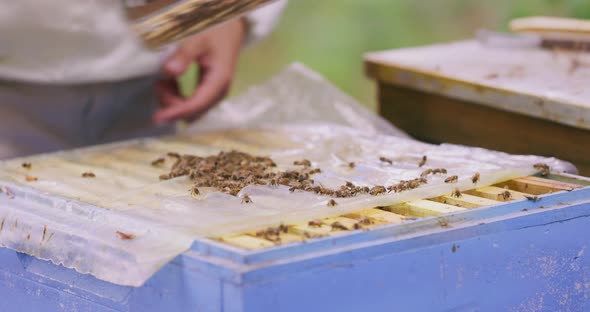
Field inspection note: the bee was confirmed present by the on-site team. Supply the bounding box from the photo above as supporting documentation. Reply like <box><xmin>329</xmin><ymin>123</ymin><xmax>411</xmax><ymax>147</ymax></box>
<box><xmin>151</xmin><ymin>158</ymin><xmax>165</xmax><ymax>167</ymax></box>
<box><xmin>533</xmin><ymin>163</ymin><xmax>550</xmax><ymax>176</ymax></box>
<box><xmin>0</xmin><ymin>185</ymin><xmax>14</xmax><ymax>199</ymax></box>
<box><xmin>82</xmin><ymin>172</ymin><xmax>96</xmax><ymax>178</ymax></box>
<box><xmin>348</xmin><ymin>162</ymin><xmax>356</xmax><ymax>169</ymax></box>
<box><xmin>379</xmin><ymin>157</ymin><xmax>393</xmax><ymax>165</ymax></box>
<box><xmin>278</xmin><ymin>224</ymin><xmax>289</xmax><ymax>233</ymax></box>
<box><xmin>278</xmin><ymin>178</ymin><xmax>290</xmax><ymax>185</ymax></box>
<box><xmin>21</xmin><ymin>163</ymin><xmax>32</xmax><ymax>170</ymax></box>
<box><xmin>387</xmin><ymin>185</ymin><xmax>399</xmax><ymax>193</ymax></box>
<box><xmin>472</xmin><ymin>173</ymin><xmax>480</xmax><ymax>184</ymax></box>
<box><xmin>293</xmin><ymin>159</ymin><xmax>312</xmax><ymax>167</ymax></box>
<box><xmin>499</xmin><ymin>190</ymin><xmax>512</xmax><ymax>200</ymax></box>
<box><xmin>357</xmin><ymin>216</ymin><xmax>373</xmax><ymax>225</ymax></box>
<box><xmin>116</xmin><ymin>231</ymin><xmax>136</xmax><ymax>240</ymax></box>
<box><xmin>167</xmin><ymin>152</ymin><xmax>181</xmax><ymax>159</ymax></box>
<box><xmin>309</xmin><ymin>168</ymin><xmax>322</xmax><ymax>175</ymax></box>
<box><xmin>418</xmin><ymin>155</ymin><xmax>427</xmax><ymax>167</ymax></box>
<box><xmin>345</xmin><ymin>181</ymin><xmax>355</xmax><ymax>188</ymax></box>
<box><xmin>255</xmin><ymin>179</ymin><xmax>267</xmax><ymax>185</ymax></box>
<box><xmin>190</xmin><ymin>186</ymin><xmax>200</xmax><ymax>198</ymax></box>
<box><xmin>308</xmin><ymin>220</ymin><xmax>323</xmax><ymax>227</ymax></box>
<box><xmin>433</xmin><ymin>168</ymin><xmax>447</xmax><ymax>175</ymax></box>
<box><xmin>408</xmin><ymin>179</ymin><xmax>423</xmax><ymax>189</ymax></box>
<box><xmin>451</xmin><ymin>188</ymin><xmax>462</xmax><ymax>198</ymax></box>
<box><xmin>331</xmin><ymin>221</ymin><xmax>348</xmax><ymax>231</ymax></box>
<box><xmin>444</xmin><ymin>175</ymin><xmax>458</xmax><ymax>183</ymax></box>
<box><xmin>241</xmin><ymin>195</ymin><xmax>253</xmax><ymax>204</ymax></box>
<box><xmin>525</xmin><ymin>195</ymin><xmax>541</xmax><ymax>202</ymax></box>
<box><xmin>437</xmin><ymin>217</ymin><xmax>449</xmax><ymax>228</ymax></box>
<box><xmin>327</xmin><ymin>199</ymin><xmax>338</xmax><ymax>207</ymax></box>
<box><xmin>420</xmin><ymin>169</ymin><xmax>433</xmax><ymax>178</ymax></box>
<box><xmin>369</xmin><ymin>185</ymin><xmax>386</xmax><ymax>196</ymax></box>
<box><xmin>25</xmin><ymin>175</ymin><xmax>38</xmax><ymax>182</ymax></box>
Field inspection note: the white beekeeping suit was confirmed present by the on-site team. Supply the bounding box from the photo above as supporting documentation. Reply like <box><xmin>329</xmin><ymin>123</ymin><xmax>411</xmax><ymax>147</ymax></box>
<box><xmin>0</xmin><ymin>0</ymin><xmax>287</xmax><ymax>158</ymax></box>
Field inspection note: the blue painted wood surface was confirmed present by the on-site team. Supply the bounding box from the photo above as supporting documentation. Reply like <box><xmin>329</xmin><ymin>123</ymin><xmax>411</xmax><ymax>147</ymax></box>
<box><xmin>0</xmin><ymin>188</ymin><xmax>589</xmax><ymax>312</ymax></box>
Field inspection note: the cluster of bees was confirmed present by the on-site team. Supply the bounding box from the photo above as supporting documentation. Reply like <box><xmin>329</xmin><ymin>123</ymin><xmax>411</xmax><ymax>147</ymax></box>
<box><xmin>156</xmin><ymin>150</ymin><xmax>552</xmax><ymax>207</ymax></box>
<box><xmin>158</xmin><ymin>151</ymin><xmax>324</xmax><ymax>199</ymax></box>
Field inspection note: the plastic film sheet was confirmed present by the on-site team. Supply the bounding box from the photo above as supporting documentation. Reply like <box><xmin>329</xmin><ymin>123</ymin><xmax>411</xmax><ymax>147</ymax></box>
<box><xmin>0</xmin><ymin>64</ymin><xmax>576</xmax><ymax>287</ymax></box>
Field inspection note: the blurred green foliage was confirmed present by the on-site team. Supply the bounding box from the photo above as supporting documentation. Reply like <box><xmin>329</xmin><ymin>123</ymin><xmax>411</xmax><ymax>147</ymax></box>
<box><xmin>224</xmin><ymin>1</ymin><xmax>588</xmax><ymax>109</ymax></box>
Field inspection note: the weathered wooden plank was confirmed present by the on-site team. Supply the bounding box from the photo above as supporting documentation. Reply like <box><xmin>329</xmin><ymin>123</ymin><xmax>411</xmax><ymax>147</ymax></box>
<box><xmin>432</xmin><ymin>193</ymin><xmax>501</xmax><ymax>209</ymax></box>
<box><xmin>466</xmin><ymin>186</ymin><xmax>532</xmax><ymax>202</ymax></box>
<box><xmin>345</xmin><ymin>208</ymin><xmax>405</xmax><ymax>224</ymax></box>
<box><xmin>386</xmin><ymin>200</ymin><xmax>465</xmax><ymax>217</ymax></box>
<box><xmin>496</xmin><ymin>176</ymin><xmax>582</xmax><ymax>195</ymax></box>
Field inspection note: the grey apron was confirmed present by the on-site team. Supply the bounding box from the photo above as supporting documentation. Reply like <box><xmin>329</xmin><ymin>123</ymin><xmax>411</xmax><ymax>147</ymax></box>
<box><xmin>0</xmin><ymin>76</ymin><xmax>175</xmax><ymax>159</ymax></box>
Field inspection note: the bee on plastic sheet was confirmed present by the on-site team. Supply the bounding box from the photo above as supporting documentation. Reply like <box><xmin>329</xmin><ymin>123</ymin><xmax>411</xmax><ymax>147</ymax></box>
<box><xmin>0</xmin><ymin>185</ymin><xmax>14</xmax><ymax>199</ymax></box>
<box><xmin>293</xmin><ymin>159</ymin><xmax>312</xmax><ymax>167</ymax></box>
<box><xmin>116</xmin><ymin>231</ymin><xmax>136</xmax><ymax>240</ymax></box>
<box><xmin>327</xmin><ymin>199</ymin><xmax>338</xmax><ymax>207</ymax></box>
<box><xmin>190</xmin><ymin>186</ymin><xmax>200</xmax><ymax>198</ymax></box>
<box><xmin>451</xmin><ymin>188</ymin><xmax>462</xmax><ymax>198</ymax></box>
<box><xmin>348</xmin><ymin>162</ymin><xmax>356</xmax><ymax>169</ymax></box>
<box><xmin>25</xmin><ymin>175</ymin><xmax>38</xmax><ymax>182</ymax></box>
<box><xmin>82</xmin><ymin>172</ymin><xmax>96</xmax><ymax>178</ymax></box>
<box><xmin>369</xmin><ymin>185</ymin><xmax>386</xmax><ymax>196</ymax></box>
<box><xmin>444</xmin><ymin>175</ymin><xmax>458</xmax><ymax>183</ymax></box>
<box><xmin>525</xmin><ymin>195</ymin><xmax>541</xmax><ymax>202</ymax></box>
<box><xmin>418</xmin><ymin>155</ymin><xmax>427</xmax><ymax>167</ymax></box>
<box><xmin>533</xmin><ymin>163</ymin><xmax>550</xmax><ymax>176</ymax></box>
<box><xmin>241</xmin><ymin>195</ymin><xmax>253</xmax><ymax>204</ymax></box>
<box><xmin>433</xmin><ymin>168</ymin><xmax>447</xmax><ymax>175</ymax></box>
<box><xmin>420</xmin><ymin>169</ymin><xmax>433</xmax><ymax>178</ymax></box>
<box><xmin>309</xmin><ymin>168</ymin><xmax>322</xmax><ymax>175</ymax></box>
<box><xmin>151</xmin><ymin>158</ymin><xmax>165</xmax><ymax>167</ymax></box>
<box><xmin>167</xmin><ymin>152</ymin><xmax>181</xmax><ymax>159</ymax></box>
<box><xmin>472</xmin><ymin>173</ymin><xmax>480</xmax><ymax>184</ymax></box>
<box><xmin>379</xmin><ymin>157</ymin><xmax>393</xmax><ymax>165</ymax></box>
<box><xmin>21</xmin><ymin>163</ymin><xmax>32</xmax><ymax>170</ymax></box>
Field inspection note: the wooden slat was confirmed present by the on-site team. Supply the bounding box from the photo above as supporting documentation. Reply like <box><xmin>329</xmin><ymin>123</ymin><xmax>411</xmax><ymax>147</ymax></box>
<box><xmin>386</xmin><ymin>200</ymin><xmax>465</xmax><ymax>217</ymax></box>
<box><xmin>496</xmin><ymin>176</ymin><xmax>582</xmax><ymax>195</ymax></box>
<box><xmin>345</xmin><ymin>208</ymin><xmax>405</xmax><ymax>224</ymax></box>
<box><xmin>544</xmin><ymin>173</ymin><xmax>590</xmax><ymax>186</ymax></box>
<box><xmin>221</xmin><ymin>235</ymin><xmax>276</xmax><ymax>249</ymax></box>
<box><xmin>323</xmin><ymin>217</ymin><xmax>360</xmax><ymax>231</ymax></box>
<box><xmin>291</xmin><ymin>223</ymin><xmax>332</xmax><ymax>237</ymax></box>
<box><xmin>432</xmin><ymin>193</ymin><xmax>501</xmax><ymax>208</ymax></box>
<box><xmin>275</xmin><ymin>233</ymin><xmax>306</xmax><ymax>244</ymax></box>
<box><xmin>465</xmin><ymin>186</ymin><xmax>532</xmax><ymax>201</ymax></box>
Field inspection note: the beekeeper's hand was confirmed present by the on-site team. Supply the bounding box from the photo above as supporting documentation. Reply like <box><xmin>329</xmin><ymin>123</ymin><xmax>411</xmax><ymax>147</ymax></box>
<box><xmin>153</xmin><ymin>18</ymin><xmax>246</xmax><ymax>124</ymax></box>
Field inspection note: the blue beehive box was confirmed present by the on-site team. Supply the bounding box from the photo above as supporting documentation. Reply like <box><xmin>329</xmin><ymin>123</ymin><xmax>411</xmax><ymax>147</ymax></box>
<box><xmin>1</xmin><ymin>171</ymin><xmax>589</xmax><ymax>312</ymax></box>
